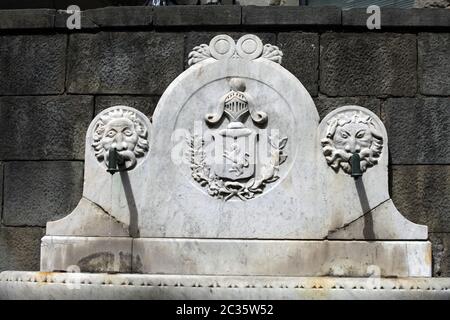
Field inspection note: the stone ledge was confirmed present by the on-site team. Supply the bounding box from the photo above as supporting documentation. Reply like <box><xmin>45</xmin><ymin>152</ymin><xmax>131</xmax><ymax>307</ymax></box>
<box><xmin>154</xmin><ymin>5</ymin><xmax>241</xmax><ymax>27</ymax></box>
<box><xmin>0</xmin><ymin>9</ymin><xmax>55</xmax><ymax>29</ymax></box>
<box><xmin>242</xmin><ymin>6</ymin><xmax>341</xmax><ymax>26</ymax></box>
<box><xmin>343</xmin><ymin>8</ymin><xmax>450</xmax><ymax>28</ymax></box>
<box><xmin>0</xmin><ymin>7</ymin><xmax>449</xmax><ymax>29</ymax></box>
<box><xmin>55</xmin><ymin>6</ymin><xmax>153</xmax><ymax>29</ymax></box>
<box><xmin>1</xmin><ymin>272</ymin><xmax>450</xmax><ymax>299</ymax></box>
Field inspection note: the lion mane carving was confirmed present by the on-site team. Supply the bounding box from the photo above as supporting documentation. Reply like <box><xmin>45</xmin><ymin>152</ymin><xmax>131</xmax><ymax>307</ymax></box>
<box><xmin>321</xmin><ymin>111</ymin><xmax>383</xmax><ymax>174</ymax></box>
<box><xmin>92</xmin><ymin>108</ymin><xmax>149</xmax><ymax>170</ymax></box>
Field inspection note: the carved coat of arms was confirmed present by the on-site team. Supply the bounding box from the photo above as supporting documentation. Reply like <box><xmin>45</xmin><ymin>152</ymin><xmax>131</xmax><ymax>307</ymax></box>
<box><xmin>187</xmin><ymin>78</ymin><xmax>288</xmax><ymax>201</ymax></box>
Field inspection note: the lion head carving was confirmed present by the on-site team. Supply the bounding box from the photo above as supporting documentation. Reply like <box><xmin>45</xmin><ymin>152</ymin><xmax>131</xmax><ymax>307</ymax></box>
<box><xmin>92</xmin><ymin>108</ymin><xmax>149</xmax><ymax>170</ymax></box>
<box><xmin>321</xmin><ymin>111</ymin><xmax>383</xmax><ymax>174</ymax></box>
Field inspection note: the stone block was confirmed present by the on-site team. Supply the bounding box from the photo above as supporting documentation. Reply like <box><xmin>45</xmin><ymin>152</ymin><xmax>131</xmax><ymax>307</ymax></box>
<box><xmin>382</xmin><ymin>98</ymin><xmax>450</xmax><ymax>164</ymax></box>
<box><xmin>154</xmin><ymin>5</ymin><xmax>241</xmax><ymax>26</ymax></box>
<box><xmin>95</xmin><ymin>95</ymin><xmax>159</xmax><ymax>120</ymax></box>
<box><xmin>41</xmin><ymin>236</ymin><xmax>132</xmax><ymax>273</ymax></box>
<box><xmin>0</xmin><ymin>227</ymin><xmax>45</xmax><ymax>271</ymax></box>
<box><xmin>185</xmin><ymin>32</ymin><xmax>276</xmax><ymax>69</ymax></box>
<box><xmin>55</xmin><ymin>6</ymin><xmax>153</xmax><ymax>29</ymax></box>
<box><xmin>320</xmin><ymin>33</ymin><xmax>417</xmax><ymax>97</ymax></box>
<box><xmin>67</xmin><ymin>32</ymin><xmax>184</xmax><ymax>95</ymax></box>
<box><xmin>314</xmin><ymin>96</ymin><xmax>380</xmax><ymax>120</ymax></box>
<box><xmin>0</xmin><ymin>34</ymin><xmax>66</xmax><ymax>95</ymax></box>
<box><xmin>419</xmin><ymin>33</ymin><xmax>450</xmax><ymax>96</ymax></box>
<box><xmin>3</xmin><ymin>162</ymin><xmax>84</xmax><ymax>227</ymax></box>
<box><xmin>415</xmin><ymin>0</ymin><xmax>450</xmax><ymax>8</ymax></box>
<box><xmin>0</xmin><ymin>0</ymin><xmax>53</xmax><ymax>9</ymax></box>
<box><xmin>391</xmin><ymin>166</ymin><xmax>450</xmax><ymax>233</ymax></box>
<box><xmin>0</xmin><ymin>9</ymin><xmax>55</xmax><ymax>29</ymax></box>
<box><xmin>343</xmin><ymin>8</ymin><xmax>450</xmax><ymax>28</ymax></box>
<box><xmin>277</xmin><ymin>32</ymin><xmax>319</xmax><ymax>96</ymax></box>
<box><xmin>237</xmin><ymin>0</ymin><xmax>299</xmax><ymax>5</ymax></box>
<box><xmin>430</xmin><ymin>233</ymin><xmax>450</xmax><ymax>277</ymax></box>
<box><xmin>242</xmin><ymin>6</ymin><xmax>341</xmax><ymax>26</ymax></box>
<box><xmin>133</xmin><ymin>239</ymin><xmax>431</xmax><ymax>277</ymax></box>
<box><xmin>0</xmin><ymin>96</ymin><xmax>94</xmax><ymax>160</ymax></box>
<box><xmin>0</xmin><ymin>162</ymin><xmax>3</xmax><ymax>220</ymax></box>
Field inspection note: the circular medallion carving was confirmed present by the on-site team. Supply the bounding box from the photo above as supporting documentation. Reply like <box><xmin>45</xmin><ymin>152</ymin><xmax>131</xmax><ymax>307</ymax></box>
<box><xmin>236</xmin><ymin>34</ymin><xmax>263</xmax><ymax>60</ymax></box>
<box><xmin>209</xmin><ymin>35</ymin><xmax>235</xmax><ymax>60</ymax></box>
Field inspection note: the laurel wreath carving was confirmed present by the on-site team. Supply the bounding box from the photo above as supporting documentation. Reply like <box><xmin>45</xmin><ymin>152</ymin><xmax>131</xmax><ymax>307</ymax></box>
<box><xmin>186</xmin><ymin>133</ymin><xmax>287</xmax><ymax>201</ymax></box>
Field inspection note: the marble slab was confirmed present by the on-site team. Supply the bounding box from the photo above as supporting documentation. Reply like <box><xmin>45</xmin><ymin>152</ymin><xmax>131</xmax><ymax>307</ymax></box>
<box><xmin>41</xmin><ymin>236</ymin><xmax>133</xmax><ymax>273</ymax></box>
<box><xmin>1</xmin><ymin>272</ymin><xmax>449</xmax><ymax>300</ymax></box>
<box><xmin>132</xmin><ymin>238</ymin><xmax>431</xmax><ymax>277</ymax></box>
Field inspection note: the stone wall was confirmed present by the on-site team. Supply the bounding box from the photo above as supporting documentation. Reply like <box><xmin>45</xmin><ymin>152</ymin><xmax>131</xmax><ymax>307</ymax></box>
<box><xmin>0</xmin><ymin>6</ymin><xmax>449</xmax><ymax>276</ymax></box>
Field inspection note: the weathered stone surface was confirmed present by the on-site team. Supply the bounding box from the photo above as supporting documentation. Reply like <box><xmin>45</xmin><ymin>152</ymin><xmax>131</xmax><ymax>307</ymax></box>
<box><xmin>95</xmin><ymin>96</ymin><xmax>160</xmax><ymax>120</ymax></box>
<box><xmin>415</xmin><ymin>0</ymin><xmax>450</xmax><ymax>8</ymax></box>
<box><xmin>430</xmin><ymin>233</ymin><xmax>450</xmax><ymax>277</ymax></box>
<box><xmin>419</xmin><ymin>33</ymin><xmax>450</xmax><ymax>96</ymax></box>
<box><xmin>382</xmin><ymin>98</ymin><xmax>450</xmax><ymax>164</ymax></box>
<box><xmin>0</xmin><ymin>162</ymin><xmax>3</xmax><ymax>220</ymax></box>
<box><xmin>391</xmin><ymin>166</ymin><xmax>450</xmax><ymax>233</ymax></box>
<box><xmin>67</xmin><ymin>32</ymin><xmax>184</xmax><ymax>95</ymax></box>
<box><xmin>237</xmin><ymin>0</ymin><xmax>299</xmax><ymax>5</ymax></box>
<box><xmin>154</xmin><ymin>5</ymin><xmax>241</xmax><ymax>26</ymax></box>
<box><xmin>0</xmin><ymin>9</ymin><xmax>55</xmax><ymax>29</ymax></box>
<box><xmin>0</xmin><ymin>0</ymin><xmax>144</xmax><ymax>10</ymax></box>
<box><xmin>3</xmin><ymin>162</ymin><xmax>84</xmax><ymax>227</ymax></box>
<box><xmin>343</xmin><ymin>8</ymin><xmax>450</xmax><ymax>28</ymax></box>
<box><xmin>55</xmin><ymin>6</ymin><xmax>153</xmax><ymax>29</ymax></box>
<box><xmin>184</xmin><ymin>32</ymin><xmax>276</xmax><ymax>69</ymax></box>
<box><xmin>41</xmin><ymin>236</ymin><xmax>132</xmax><ymax>273</ymax></box>
<box><xmin>2</xmin><ymin>272</ymin><xmax>450</xmax><ymax>300</ymax></box>
<box><xmin>313</xmin><ymin>96</ymin><xmax>380</xmax><ymax>120</ymax></box>
<box><xmin>133</xmin><ymin>239</ymin><xmax>431</xmax><ymax>277</ymax></box>
<box><xmin>327</xmin><ymin>199</ymin><xmax>427</xmax><ymax>240</ymax></box>
<box><xmin>0</xmin><ymin>34</ymin><xmax>66</xmax><ymax>95</ymax></box>
<box><xmin>46</xmin><ymin>198</ymin><xmax>129</xmax><ymax>237</ymax></box>
<box><xmin>277</xmin><ymin>32</ymin><xmax>319</xmax><ymax>96</ymax></box>
<box><xmin>0</xmin><ymin>0</ymin><xmax>53</xmax><ymax>9</ymax></box>
<box><xmin>320</xmin><ymin>33</ymin><xmax>417</xmax><ymax>97</ymax></box>
<box><xmin>0</xmin><ymin>227</ymin><xmax>45</xmax><ymax>271</ymax></box>
<box><xmin>0</xmin><ymin>96</ymin><xmax>93</xmax><ymax>160</ymax></box>
<box><xmin>242</xmin><ymin>6</ymin><xmax>341</xmax><ymax>26</ymax></box>
<box><xmin>53</xmin><ymin>0</ymin><xmax>145</xmax><ymax>10</ymax></box>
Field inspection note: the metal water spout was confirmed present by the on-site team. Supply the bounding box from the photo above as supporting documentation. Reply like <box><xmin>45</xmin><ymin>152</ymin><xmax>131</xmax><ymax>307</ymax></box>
<box><xmin>350</xmin><ymin>152</ymin><xmax>363</xmax><ymax>179</ymax></box>
<box><xmin>107</xmin><ymin>147</ymin><xmax>125</xmax><ymax>175</ymax></box>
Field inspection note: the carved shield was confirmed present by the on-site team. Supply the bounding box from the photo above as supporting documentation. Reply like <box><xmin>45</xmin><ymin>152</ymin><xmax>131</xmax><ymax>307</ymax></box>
<box><xmin>213</xmin><ymin>127</ymin><xmax>257</xmax><ymax>181</ymax></box>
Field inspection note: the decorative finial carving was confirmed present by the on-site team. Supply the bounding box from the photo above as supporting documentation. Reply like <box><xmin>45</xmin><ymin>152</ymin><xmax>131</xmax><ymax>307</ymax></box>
<box><xmin>188</xmin><ymin>34</ymin><xmax>283</xmax><ymax>67</ymax></box>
